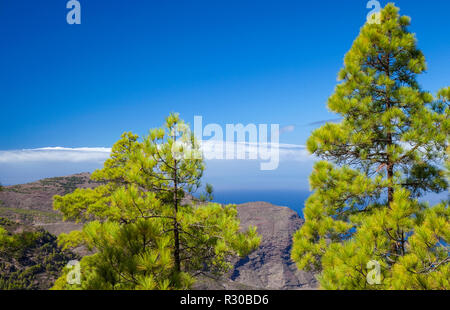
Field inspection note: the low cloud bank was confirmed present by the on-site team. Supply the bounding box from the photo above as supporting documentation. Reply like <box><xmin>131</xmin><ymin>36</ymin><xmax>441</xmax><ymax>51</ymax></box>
<box><xmin>0</xmin><ymin>143</ymin><xmax>314</xmax><ymax>163</ymax></box>
<box><xmin>0</xmin><ymin>144</ymin><xmax>316</xmax><ymax>186</ymax></box>
<box><xmin>0</xmin><ymin>147</ymin><xmax>112</xmax><ymax>163</ymax></box>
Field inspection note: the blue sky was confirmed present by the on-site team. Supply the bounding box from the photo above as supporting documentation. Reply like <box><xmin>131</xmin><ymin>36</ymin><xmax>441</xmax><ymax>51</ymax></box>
<box><xmin>0</xmin><ymin>0</ymin><xmax>448</xmax><ymax>209</ymax></box>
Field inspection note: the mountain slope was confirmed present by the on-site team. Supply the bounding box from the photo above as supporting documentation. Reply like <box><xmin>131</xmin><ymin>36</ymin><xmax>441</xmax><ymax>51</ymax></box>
<box><xmin>0</xmin><ymin>173</ymin><xmax>97</xmax><ymax>235</ymax></box>
<box><xmin>0</xmin><ymin>217</ymin><xmax>78</xmax><ymax>290</ymax></box>
<box><xmin>0</xmin><ymin>174</ymin><xmax>317</xmax><ymax>289</ymax></box>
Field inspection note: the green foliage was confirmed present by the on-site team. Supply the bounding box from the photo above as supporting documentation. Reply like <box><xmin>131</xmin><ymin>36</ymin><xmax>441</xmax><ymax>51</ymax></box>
<box><xmin>53</xmin><ymin>113</ymin><xmax>260</xmax><ymax>290</ymax></box>
<box><xmin>40</xmin><ymin>176</ymin><xmax>88</xmax><ymax>195</ymax></box>
<box><xmin>0</xmin><ymin>216</ymin><xmax>16</xmax><ymax>228</ymax></box>
<box><xmin>0</xmin><ymin>206</ymin><xmax>62</xmax><ymax>224</ymax></box>
<box><xmin>292</xmin><ymin>4</ymin><xmax>449</xmax><ymax>290</ymax></box>
<box><xmin>0</xmin><ymin>222</ymin><xmax>77</xmax><ymax>290</ymax></box>
<box><xmin>199</xmin><ymin>183</ymin><xmax>214</xmax><ymax>202</ymax></box>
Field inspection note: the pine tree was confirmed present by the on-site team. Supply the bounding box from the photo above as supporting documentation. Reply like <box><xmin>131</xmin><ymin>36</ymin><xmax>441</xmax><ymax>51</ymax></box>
<box><xmin>291</xmin><ymin>4</ymin><xmax>449</xmax><ymax>289</ymax></box>
<box><xmin>52</xmin><ymin>113</ymin><xmax>260</xmax><ymax>290</ymax></box>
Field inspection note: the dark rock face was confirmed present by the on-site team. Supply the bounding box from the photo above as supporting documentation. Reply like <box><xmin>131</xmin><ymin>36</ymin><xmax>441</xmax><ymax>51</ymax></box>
<box><xmin>193</xmin><ymin>202</ymin><xmax>318</xmax><ymax>290</ymax></box>
<box><xmin>229</xmin><ymin>202</ymin><xmax>317</xmax><ymax>290</ymax></box>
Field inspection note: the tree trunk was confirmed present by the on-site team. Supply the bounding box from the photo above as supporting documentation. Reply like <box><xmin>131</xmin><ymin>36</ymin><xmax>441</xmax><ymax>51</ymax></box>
<box><xmin>385</xmin><ymin>51</ymin><xmax>394</xmax><ymax>206</ymax></box>
<box><xmin>173</xmin><ymin>134</ymin><xmax>181</xmax><ymax>273</ymax></box>
<box><xmin>387</xmin><ymin>161</ymin><xmax>394</xmax><ymax>204</ymax></box>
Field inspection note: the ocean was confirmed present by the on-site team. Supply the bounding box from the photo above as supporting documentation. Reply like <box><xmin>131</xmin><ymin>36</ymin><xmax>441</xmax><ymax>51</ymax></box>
<box><xmin>212</xmin><ymin>189</ymin><xmax>312</xmax><ymax>218</ymax></box>
<box><xmin>211</xmin><ymin>190</ymin><xmax>449</xmax><ymax>219</ymax></box>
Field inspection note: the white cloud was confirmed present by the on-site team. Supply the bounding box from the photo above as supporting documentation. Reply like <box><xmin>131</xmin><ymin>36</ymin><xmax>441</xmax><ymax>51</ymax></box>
<box><xmin>0</xmin><ymin>143</ymin><xmax>313</xmax><ymax>164</ymax></box>
<box><xmin>280</xmin><ymin>125</ymin><xmax>295</xmax><ymax>134</ymax></box>
<box><xmin>0</xmin><ymin>147</ymin><xmax>111</xmax><ymax>163</ymax></box>
<box><xmin>200</xmin><ymin>140</ymin><xmax>312</xmax><ymax>162</ymax></box>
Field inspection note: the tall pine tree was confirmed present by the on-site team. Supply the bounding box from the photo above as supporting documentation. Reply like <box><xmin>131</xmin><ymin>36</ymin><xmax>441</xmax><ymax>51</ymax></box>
<box><xmin>52</xmin><ymin>113</ymin><xmax>260</xmax><ymax>289</ymax></box>
<box><xmin>291</xmin><ymin>4</ymin><xmax>449</xmax><ymax>289</ymax></box>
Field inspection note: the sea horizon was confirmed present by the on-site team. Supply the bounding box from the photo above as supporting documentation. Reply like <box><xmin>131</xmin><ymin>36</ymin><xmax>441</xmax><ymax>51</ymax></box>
<box><xmin>212</xmin><ymin>189</ymin><xmax>312</xmax><ymax>218</ymax></box>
